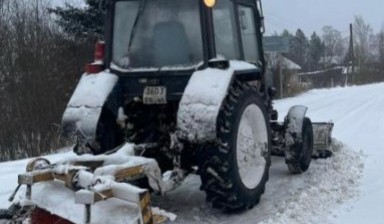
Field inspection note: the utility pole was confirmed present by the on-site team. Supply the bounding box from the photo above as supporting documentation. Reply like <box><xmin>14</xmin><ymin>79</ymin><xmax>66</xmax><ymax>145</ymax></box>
<box><xmin>348</xmin><ymin>23</ymin><xmax>355</xmax><ymax>85</ymax></box>
<box><xmin>278</xmin><ymin>53</ymin><xmax>283</xmax><ymax>98</ymax></box>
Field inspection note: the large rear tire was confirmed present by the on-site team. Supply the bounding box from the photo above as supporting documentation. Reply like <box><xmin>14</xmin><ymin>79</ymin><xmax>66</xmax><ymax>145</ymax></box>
<box><xmin>199</xmin><ymin>82</ymin><xmax>271</xmax><ymax>212</ymax></box>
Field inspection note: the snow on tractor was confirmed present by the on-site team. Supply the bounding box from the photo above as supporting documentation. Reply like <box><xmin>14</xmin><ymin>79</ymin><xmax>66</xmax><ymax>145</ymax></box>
<box><xmin>2</xmin><ymin>0</ymin><xmax>333</xmax><ymax>223</ymax></box>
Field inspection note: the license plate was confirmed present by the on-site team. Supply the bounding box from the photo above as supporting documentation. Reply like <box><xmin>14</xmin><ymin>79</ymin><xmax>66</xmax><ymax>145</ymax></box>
<box><xmin>143</xmin><ymin>86</ymin><xmax>167</xmax><ymax>104</ymax></box>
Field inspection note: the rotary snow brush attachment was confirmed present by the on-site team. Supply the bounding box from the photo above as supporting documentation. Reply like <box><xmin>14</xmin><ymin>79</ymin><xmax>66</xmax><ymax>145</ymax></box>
<box><xmin>6</xmin><ymin>144</ymin><xmax>180</xmax><ymax>224</ymax></box>
<box><xmin>312</xmin><ymin>122</ymin><xmax>334</xmax><ymax>158</ymax></box>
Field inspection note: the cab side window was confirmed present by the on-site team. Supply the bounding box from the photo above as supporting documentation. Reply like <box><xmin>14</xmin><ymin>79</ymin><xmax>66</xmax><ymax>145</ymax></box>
<box><xmin>212</xmin><ymin>0</ymin><xmax>241</xmax><ymax>60</ymax></box>
<box><xmin>238</xmin><ymin>5</ymin><xmax>259</xmax><ymax>63</ymax></box>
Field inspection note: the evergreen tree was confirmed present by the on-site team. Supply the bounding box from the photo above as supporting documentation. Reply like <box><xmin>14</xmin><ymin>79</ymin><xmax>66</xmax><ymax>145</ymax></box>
<box><xmin>280</xmin><ymin>29</ymin><xmax>295</xmax><ymax>60</ymax></box>
<box><xmin>281</xmin><ymin>29</ymin><xmax>294</xmax><ymax>54</ymax></box>
<box><xmin>49</xmin><ymin>0</ymin><xmax>106</xmax><ymax>39</ymax></box>
<box><xmin>308</xmin><ymin>32</ymin><xmax>324</xmax><ymax>71</ymax></box>
<box><xmin>281</xmin><ymin>29</ymin><xmax>294</xmax><ymax>39</ymax></box>
<box><xmin>290</xmin><ymin>29</ymin><xmax>308</xmax><ymax>70</ymax></box>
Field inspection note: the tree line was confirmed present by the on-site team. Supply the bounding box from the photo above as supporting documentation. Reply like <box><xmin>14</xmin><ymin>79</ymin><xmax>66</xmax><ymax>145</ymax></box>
<box><xmin>271</xmin><ymin>16</ymin><xmax>384</xmax><ymax>84</ymax></box>
<box><xmin>0</xmin><ymin>0</ymin><xmax>95</xmax><ymax>161</ymax></box>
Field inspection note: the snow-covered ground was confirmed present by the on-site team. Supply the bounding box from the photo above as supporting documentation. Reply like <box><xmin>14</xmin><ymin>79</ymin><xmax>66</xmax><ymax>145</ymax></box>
<box><xmin>1</xmin><ymin>82</ymin><xmax>383</xmax><ymax>223</ymax></box>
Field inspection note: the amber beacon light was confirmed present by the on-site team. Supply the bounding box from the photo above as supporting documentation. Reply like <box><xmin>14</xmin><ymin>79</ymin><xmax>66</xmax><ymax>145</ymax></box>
<box><xmin>204</xmin><ymin>0</ymin><xmax>216</xmax><ymax>7</ymax></box>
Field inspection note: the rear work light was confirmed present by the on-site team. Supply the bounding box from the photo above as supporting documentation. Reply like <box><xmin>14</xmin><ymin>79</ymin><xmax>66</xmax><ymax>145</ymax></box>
<box><xmin>85</xmin><ymin>41</ymin><xmax>105</xmax><ymax>74</ymax></box>
<box><xmin>94</xmin><ymin>41</ymin><xmax>105</xmax><ymax>62</ymax></box>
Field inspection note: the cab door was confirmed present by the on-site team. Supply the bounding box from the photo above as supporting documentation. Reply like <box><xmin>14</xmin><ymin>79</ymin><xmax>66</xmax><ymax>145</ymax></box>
<box><xmin>238</xmin><ymin>4</ymin><xmax>261</xmax><ymax>63</ymax></box>
<box><xmin>211</xmin><ymin>0</ymin><xmax>264</xmax><ymax>67</ymax></box>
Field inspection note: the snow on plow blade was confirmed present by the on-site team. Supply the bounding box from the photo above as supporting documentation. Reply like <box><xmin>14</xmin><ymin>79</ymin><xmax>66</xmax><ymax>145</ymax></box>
<box><xmin>21</xmin><ymin>180</ymin><xmax>155</xmax><ymax>224</ymax></box>
<box><xmin>8</xmin><ymin>145</ymin><xmax>176</xmax><ymax>224</ymax></box>
<box><xmin>312</xmin><ymin>122</ymin><xmax>334</xmax><ymax>158</ymax></box>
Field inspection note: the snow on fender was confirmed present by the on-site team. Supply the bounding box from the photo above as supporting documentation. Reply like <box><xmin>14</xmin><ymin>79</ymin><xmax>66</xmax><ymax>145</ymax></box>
<box><xmin>177</xmin><ymin>66</ymin><xmax>234</xmax><ymax>142</ymax></box>
<box><xmin>61</xmin><ymin>71</ymin><xmax>119</xmax><ymax>141</ymax></box>
<box><xmin>177</xmin><ymin>60</ymin><xmax>258</xmax><ymax>143</ymax></box>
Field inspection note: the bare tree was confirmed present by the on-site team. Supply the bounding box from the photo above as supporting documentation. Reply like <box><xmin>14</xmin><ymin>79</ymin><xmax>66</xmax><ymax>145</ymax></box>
<box><xmin>321</xmin><ymin>26</ymin><xmax>345</xmax><ymax>67</ymax></box>
<box><xmin>378</xmin><ymin>28</ymin><xmax>384</xmax><ymax>67</ymax></box>
<box><xmin>353</xmin><ymin>16</ymin><xmax>374</xmax><ymax>66</ymax></box>
<box><xmin>0</xmin><ymin>0</ymin><xmax>94</xmax><ymax>161</ymax></box>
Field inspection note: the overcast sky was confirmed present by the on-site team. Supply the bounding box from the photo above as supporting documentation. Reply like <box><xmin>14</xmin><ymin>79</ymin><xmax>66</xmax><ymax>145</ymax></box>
<box><xmin>263</xmin><ymin>0</ymin><xmax>384</xmax><ymax>36</ymax></box>
<box><xmin>55</xmin><ymin>0</ymin><xmax>384</xmax><ymax>37</ymax></box>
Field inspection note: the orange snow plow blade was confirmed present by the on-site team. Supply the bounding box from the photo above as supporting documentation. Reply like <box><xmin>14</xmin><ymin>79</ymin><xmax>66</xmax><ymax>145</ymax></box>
<box><xmin>31</xmin><ymin>207</ymin><xmax>73</xmax><ymax>224</ymax></box>
<box><xmin>30</xmin><ymin>207</ymin><xmax>168</xmax><ymax>224</ymax></box>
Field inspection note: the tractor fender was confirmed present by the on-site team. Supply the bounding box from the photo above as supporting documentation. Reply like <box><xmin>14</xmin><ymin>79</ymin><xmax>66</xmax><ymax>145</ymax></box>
<box><xmin>61</xmin><ymin>71</ymin><xmax>119</xmax><ymax>141</ymax></box>
<box><xmin>284</xmin><ymin>105</ymin><xmax>308</xmax><ymax>146</ymax></box>
<box><xmin>177</xmin><ymin>61</ymin><xmax>258</xmax><ymax>143</ymax></box>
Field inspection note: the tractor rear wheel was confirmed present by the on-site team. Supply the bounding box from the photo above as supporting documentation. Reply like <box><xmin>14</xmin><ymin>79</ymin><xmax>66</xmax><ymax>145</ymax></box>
<box><xmin>199</xmin><ymin>82</ymin><xmax>271</xmax><ymax>212</ymax></box>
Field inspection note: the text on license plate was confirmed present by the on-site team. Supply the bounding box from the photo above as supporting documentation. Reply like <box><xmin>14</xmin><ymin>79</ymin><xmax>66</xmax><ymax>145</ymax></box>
<box><xmin>143</xmin><ymin>86</ymin><xmax>167</xmax><ymax>104</ymax></box>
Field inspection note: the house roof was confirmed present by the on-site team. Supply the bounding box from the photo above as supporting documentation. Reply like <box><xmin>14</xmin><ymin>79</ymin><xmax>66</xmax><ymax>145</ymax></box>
<box><xmin>266</xmin><ymin>52</ymin><xmax>302</xmax><ymax>70</ymax></box>
<box><xmin>283</xmin><ymin>57</ymin><xmax>302</xmax><ymax>70</ymax></box>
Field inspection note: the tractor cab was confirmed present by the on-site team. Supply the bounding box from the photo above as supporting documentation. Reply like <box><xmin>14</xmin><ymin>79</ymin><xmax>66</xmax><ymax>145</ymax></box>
<box><xmin>104</xmin><ymin>0</ymin><xmax>266</xmax><ymax>73</ymax></box>
<box><xmin>63</xmin><ymin>0</ymin><xmax>269</xmax><ymax>155</ymax></box>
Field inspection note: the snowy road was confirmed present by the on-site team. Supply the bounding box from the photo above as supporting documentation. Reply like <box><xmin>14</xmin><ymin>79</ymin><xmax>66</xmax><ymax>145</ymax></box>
<box><xmin>274</xmin><ymin>83</ymin><xmax>384</xmax><ymax>223</ymax></box>
<box><xmin>1</xmin><ymin>83</ymin><xmax>384</xmax><ymax>223</ymax></box>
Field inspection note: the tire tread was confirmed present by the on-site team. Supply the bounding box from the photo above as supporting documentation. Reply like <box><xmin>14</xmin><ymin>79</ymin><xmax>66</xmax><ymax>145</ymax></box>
<box><xmin>198</xmin><ymin>81</ymin><xmax>271</xmax><ymax>212</ymax></box>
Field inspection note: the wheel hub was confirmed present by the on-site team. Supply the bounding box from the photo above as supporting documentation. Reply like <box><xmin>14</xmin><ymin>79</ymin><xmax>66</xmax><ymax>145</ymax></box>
<box><xmin>236</xmin><ymin>104</ymin><xmax>268</xmax><ymax>189</ymax></box>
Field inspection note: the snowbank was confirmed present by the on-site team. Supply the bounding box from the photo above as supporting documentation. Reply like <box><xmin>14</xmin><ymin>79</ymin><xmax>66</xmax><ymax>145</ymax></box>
<box><xmin>258</xmin><ymin>140</ymin><xmax>364</xmax><ymax>224</ymax></box>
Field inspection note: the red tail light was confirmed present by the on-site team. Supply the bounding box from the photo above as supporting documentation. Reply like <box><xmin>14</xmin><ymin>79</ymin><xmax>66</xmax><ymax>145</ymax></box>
<box><xmin>85</xmin><ymin>41</ymin><xmax>105</xmax><ymax>74</ymax></box>
<box><xmin>94</xmin><ymin>41</ymin><xmax>105</xmax><ymax>61</ymax></box>
<box><xmin>85</xmin><ymin>63</ymin><xmax>104</xmax><ymax>74</ymax></box>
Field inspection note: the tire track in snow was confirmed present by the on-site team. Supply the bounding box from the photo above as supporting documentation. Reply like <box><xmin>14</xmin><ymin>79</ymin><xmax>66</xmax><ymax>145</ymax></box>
<box><xmin>257</xmin><ymin>140</ymin><xmax>364</xmax><ymax>224</ymax></box>
<box><xmin>152</xmin><ymin>85</ymin><xmax>372</xmax><ymax>223</ymax></box>
<box><xmin>149</xmin><ymin>140</ymin><xmax>363</xmax><ymax>224</ymax></box>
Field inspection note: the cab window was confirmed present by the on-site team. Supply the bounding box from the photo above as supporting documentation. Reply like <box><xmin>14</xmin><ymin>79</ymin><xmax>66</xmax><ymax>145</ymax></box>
<box><xmin>238</xmin><ymin>5</ymin><xmax>259</xmax><ymax>63</ymax></box>
<box><xmin>212</xmin><ymin>0</ymin><xmax>241</xmax><ymax>60</ymax></box>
